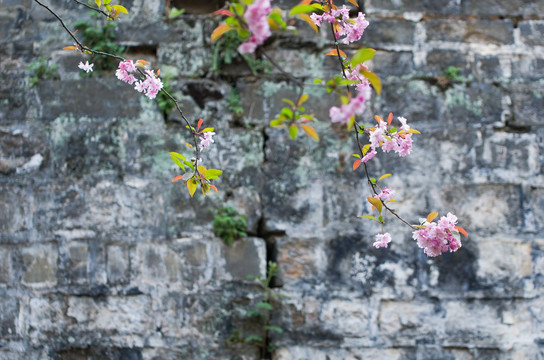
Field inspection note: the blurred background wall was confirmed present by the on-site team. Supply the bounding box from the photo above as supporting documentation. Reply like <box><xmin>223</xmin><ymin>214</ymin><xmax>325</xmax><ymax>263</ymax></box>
<box><xmin>0</xmin><ymin>0</ymin><xmax>543</xmax><ymax>358</ymax></box>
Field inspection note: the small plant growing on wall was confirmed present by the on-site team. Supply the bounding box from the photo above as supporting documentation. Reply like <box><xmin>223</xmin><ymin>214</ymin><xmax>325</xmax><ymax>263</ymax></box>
<box><xmin>213</xmin><ymin>206</ymin><xmax>247</xmax><ymax>245</ymax></box>
<box><xmin>227</xmin><ymin>261</ymin><xmax>284</xmax><ymax>360</ymax></box>
<box><xmin>27</xmin><ymin>57</ymin><xmax>60</xmax><ymax>87</ymax></box>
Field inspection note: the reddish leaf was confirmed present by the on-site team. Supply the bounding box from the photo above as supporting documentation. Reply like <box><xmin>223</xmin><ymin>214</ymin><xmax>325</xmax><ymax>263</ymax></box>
<box><xmin>197</xmin><ymin>118</ymin><xmax>203</xmax><ymax>130</ymax></box>
<box><xmin>353</xmin><ymin>159</ymin><xmax>362</xmax><ymax>171</ymax></box>
<box><xmin>326</xmin><ymin>48</ymin><xmax>347</xmax><ymax>58</ymax></box>
<box><xmin>387</xmin><ymin>112</ymin><xmax>393</xmax><ymax>125</ymax></box>
<box><xmin>301</xmin><ymin>124</ymin><xmax>319</xmax><ymax>141</ymax></box>
<box><xmin>374</xmin><ymin>115</ymin><xmax>384</xmax><ymax>123</ymax></box>
<box><xmin>172</xmin><ymin>175</ymin><xmax>183</xmax><ymax>182</ymax></box>
<box><xmin>184</xmin><ymin>142</ymin><xmax>193</xmax><ymax>148</ymax></box>
<box><xmin>63</xmin><ymin>46</ymin><xmax>77</xmax><ymax>50</ymax></box>
<box><xmin>347</xmin><ymin>0</ymin><xmax>359</xmax><ymax>6</ymax></box>
<box><xmin>212</xmin><ymin>9</ymin><xmax>233</xmax><ymax>16</ymax></box>
<box><xmin>211</xmin><ymin>24</ymin><xmax>233</xmax><ymax>42</ymax></box>
<box><xmin>210</xmin><ymin>184</ymin><xmax>218</xmax><ymax>193</ymax></box>
<box><xmin>455</xmin><ymin>226</ymin><xmax>468</xmax><ymax>237</ymax></box>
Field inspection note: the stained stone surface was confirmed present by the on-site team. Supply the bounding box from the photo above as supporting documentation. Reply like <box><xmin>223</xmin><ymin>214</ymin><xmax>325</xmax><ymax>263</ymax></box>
<box><xmin>1</xmin><ymin>0</ymin><xmax>543</xmax><ymax>359</ymax></box>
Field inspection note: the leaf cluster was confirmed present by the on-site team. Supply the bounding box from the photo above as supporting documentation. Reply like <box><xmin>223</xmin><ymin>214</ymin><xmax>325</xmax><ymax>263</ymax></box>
<box><xmin>270</xmin><ymin>94</ymin><xmax>319</xmax><ymax>141</ymax></box>
<box><xmin>212</xmin><ymin>206</ymin><xmax>247</xmax><ymax>245</ymax></box>
<box><xmin>27</xmin><ymin>57</ymin><xmax>60</xmax><ymax>88</ymax></box>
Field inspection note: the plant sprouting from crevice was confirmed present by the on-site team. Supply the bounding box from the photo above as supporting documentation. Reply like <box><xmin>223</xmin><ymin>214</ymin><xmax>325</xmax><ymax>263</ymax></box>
<box><xmin>213</xmin><ymin>206</ymin><xmax>247</xmax><ymax>245</ymax></box>
<box><xmin>27</xmin><ymin>57</ymin><xmax>60</xmax><ymax>87</ymax></box>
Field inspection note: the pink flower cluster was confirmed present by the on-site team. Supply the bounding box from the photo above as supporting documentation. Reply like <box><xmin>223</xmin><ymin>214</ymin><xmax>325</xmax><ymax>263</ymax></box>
<box><xmin>373</xmin><ymin>232</ymin><xmax>391</xmax><ymax>248</ymax></box>
<box><xmin>329</xmin><ymin>84</ymin><xmax>372</xmax><ymax>124</ymax></box>
<box><xmin>310</xmin><ymin>5</ymin><xmax>369</xmax><ymax>44</ymax></box>
<box><xmin>363</xmin><ymin>117</ymin><xmax>413</xmax><ymax>163</ymax></box>
<box><xmin>116</xmin><ymin>60</ymin><xmax>163</xmax><ymax>99</ymax></box>
<box><xmin>199</xmin><ymin>131</ymin><xmax>215</xmax><ymax>150</ymax></box>
<box><xmin>375</xmin><ymin>187</ymin><xmax>395</xmax><ymax>201</ymax></box>
<box><xmin>346</xmin><ymin>64</ymin><xmax>371</xmax><ymax>93</ymax></box>
<box><xmin>238</xmin><ymin>0</ymin><xmax>272</xmax><ymax>54</ymax></box>
<box><xmin>412</xmin><ymin>213</ymin><xmax>462</xmax><ymax>257</ymax></box>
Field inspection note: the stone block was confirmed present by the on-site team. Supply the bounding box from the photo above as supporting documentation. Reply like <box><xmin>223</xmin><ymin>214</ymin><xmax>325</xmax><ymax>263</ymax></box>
<box><xmin>367</xmin><ymin>0</ymin><xmax>460</xmax><ymax>14</ymax></box>
<box><xmin>441</xmin><ymin>83</ymin><xmax>503</xmax><ymax>127</ymax></box>
<box><xmin>223</xmin><ymin>237</ymin><xmax>266</xmax><ymax>281</ymax></box>
<box><xmin>319</xmin><ymin>298</ymin><xmax>369</xmax><ymax>337</ymax></box>
<box><xmin>425</xmin><ymin>20</ymin><xmax>513</xmax><ymax>45</ymax></box>
<box><xmin>371</xmin><ymin>80</ymin><xmax>441</xmax><ymax>124</ymax></box>
<box><xmin>275</xmin><ymin>346</ymin><xmax>406</xmax><ymax>360</ymax></box>
<box><xmin>371</xmin><ymin>51</ymin><xmax>415</xmax><ymax>77</ymax></box>
<box><xmin>134</xmin><ymin>244</ymin><xmax>182</xmax><ymax>285</ymax></box>
<box><xmin>461</xmin><ymin>0</ymin><xmax>544</xmax><ymax>17</ymax></box>
<box><xmin>28</xmin><ymin>296</ymin><xmax>66</xmax><ymax>339</ymax></box>
<box><xmin>64</xmin><ymin>241</ymin><xmax>89</xmax><ymax>285</ymax></box>
<box><xmin>423</xmin><ymin>49</ymin><xmax>470</xmax><ymax>77</ymax></box>
<box><xmin>0</xmin><ymin>185</ymin><xmax>33</xmax><ymax>233</ymax></box>
<box><xmin>364</xmin><ymin>19</ymin><xmax>416</xmax><ymax>45</ymax></box>
<box><xmin>22</xmin><ymin>243</ymin><xmax>58</xmax><ymax>287</ymax></box>
<box><xmin>511</xmin><ymin>57</ymin><xmax>544</xmax><ymax>81</ymax></box>
<box><xmin>276</xmin><ymin>236</ymin><xmax>327</xmax><ymax>283</ymax></box>
<box><xmin>107</xmin><ymin>245</ymin><xmax>130</xmax><ymax>284</ymax></box>
<box><xmin>442</xmin><ymin>300</ymin><xmax>519</xmax><ymax>349</ymax></box>
<box><xmin>378</xmin><ymin>300</ymin><xmax>440</xmax><ymax>344</ymax></box>
<box><xmin>510</xmin><ymin>83</ymin><xmax>544</xmax><ymax>127</ymax></box>
<box><xmin>480</xmin><ymin>132</ymin><xmax>540</xmax><ymax>181</ymax></box>
<box><xmin>56</xmin><ymin>347</ymin><xmax>143</xmax><ymax>360</ymax></box>
<box><xmin>438</xmin><ymin>184</ymin><xmax>522</xmax><ymax>235</ymax></box>
<box><xmin>519</xmin><ymin>21</ymin><xmax>544</xmax><ymax>46</ymax></box>
<box><xmin>0</xmin><ymin>296</ymin><xmax>18</xmax><ymax>337</ymax></box>
<box><xmin>475</xmin><ymin>236</ymin><xmax>533</xmax><ymax>285</ymax></box>
<box><xmin>0</xmin><ymin>247</ymin><xmax>10</xmax><ymax>283</ymax></box>
<box><xmin>473</xmin><ymin>55</ymin><xmax>504</xmax><ymax>81</ymax></box>
<box><xmin>36</xmin><ymin>79</ymin><xmax>145</xmax><ymax>120</ymax></box>
<box><xmin>67</xmin><ymin>296</ymin><xmax>151</xmax><ymax>333</ymax></box>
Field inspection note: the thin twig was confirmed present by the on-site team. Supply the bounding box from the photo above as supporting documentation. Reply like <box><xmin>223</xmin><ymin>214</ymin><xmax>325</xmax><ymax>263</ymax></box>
<box><xmin>70</xmin><ymin>0</ymin><xmax>112</xmax><ymax>19</ymax></box>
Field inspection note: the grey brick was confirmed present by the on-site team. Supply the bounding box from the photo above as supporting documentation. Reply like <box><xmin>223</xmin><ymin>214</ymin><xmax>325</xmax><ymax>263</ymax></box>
<box><xmin>519</xmin><ymin>21</ymin><xmax>544</xmax><ymax>46</ymax></box>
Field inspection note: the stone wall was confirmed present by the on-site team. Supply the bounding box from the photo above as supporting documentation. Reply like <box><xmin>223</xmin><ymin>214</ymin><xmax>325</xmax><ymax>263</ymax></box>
<box><xmin>1</xmin><ymin>0</ymin><xmax>543</xmax><ymax>359</ymax></box>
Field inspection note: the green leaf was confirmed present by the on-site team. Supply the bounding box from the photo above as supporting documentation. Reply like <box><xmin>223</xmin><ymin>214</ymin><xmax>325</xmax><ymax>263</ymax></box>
<box><xmin>245</xmin><ymin>335</ymin><xmax>263</xmax><ymax>343</ymax></box>
<box><xmin>270</xmin><ymin>119</ymin><xmax>285</xmax><ymax>127</ymax></box>
<box><xmin>297</xmin><ymin>93</ymin><xmax>309</xmax><ymax>106</ymax></box>
<box><xmin>169</xmin><ymin>152</ymin><xmax>186</xmax><ymax>170</ymax></box>
<box><xmin>200</xmin><ymin>127</ymin><xmax>214</xmax><ymax>133</ymax></box>
<box><xmin>206</xmin><ymin>168</ymin><xmax>223</xmax><ymax>180</ymax></box>
<box><xmin>266</xmin><ymin>325</ymin><xmax>284</xmax><ymax>334</ymax></box>
<box><xmin>288</xmin><ymin>124</ymin><xmax>298</xmax><ymax>139</ymax></box>
<box><xmin>352</xmin><ymin>153</ymin><xmax>361</xmax><ymax>159</ymax></box>
<box><xmin>183</xmin><ymin>160</ymin><xmax>195</xmax><ymax>171</ymax></box>
<box><xmin>362</xmin><ymin>70</ymin><xmax>382</xmax><ymax>95</ymax></box>
<box><xmin>358</xmin><ymin>215</ymin><xmax>376</xmax><ymax>221</ymax></box>
<box><xmin>247</xmin><ymin>310</ymin><xmax>263</xmax><ymax>317</ymax></box>
<box><xmin>95</xmin><ymin>0</ymin><xmax>102</xmax><ymax>7</ymax></box>
<box><xmin>256</xmin><ymin>302</ymin><xmax>273</xmax><ymax>311</ymax></box>
<box><xmin>362</xmin><ymin>144</ymin><xmax>371</xmax><ymax>155</ymax></box>
<box><xmin>282</xmin><ymin>98</ymin><xmax>295</xmax><ymax>107</ymax></box>
<box><xmin>289</xmin><ymin>4</ymin><xmax>319</xmax><ymax>16</ymax></box>
<box><xmin>378</xmin><ymin>215</ymin><xmax>384</xmax><ymax>224</ymax></box>
<box><xmin>351</xmin><ymin>48</ymin><xmax>376</xmax><ymax>66</ymax></box>
<box><xmin>112</xmin><ymin>4</ymin><xmax>128</xmax><ymax>14</ymax></box>
<box><xmin>370</xmin><ymin>177</ymin><xmax>376</xmax><ymax>185</ymax></box>
<box><xmin>281</xmin><ymin>107</ymin><xmax>293</xmax><ymax>119</ymax></box>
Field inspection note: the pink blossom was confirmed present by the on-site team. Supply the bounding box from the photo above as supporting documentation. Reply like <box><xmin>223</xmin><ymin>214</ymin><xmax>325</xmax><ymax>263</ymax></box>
<box><xmin>133</xmin><ymin>70</ymin><xmax>163</xmax><ymax>99</ymax></box>
<box><xmin>363</xmin><ymin>116</ymin><xmax>414</xmax><ymax>162</ymax></box>
<box><xmin>199</xmin><ymin>131</ymin><xmax>215</xmax><ymax>150</ymax></box>
<box><xmin>398</xmin><ymin>116</ymin><xmax>410</xmax><ymax>131</ymax></box>
<box><xmin>375</xmin><ymin>187</ymin><xmax>395</xmax><ymax>202</ymax></box>
<box><xmin>78</xmin><ymin>61</ymin><xmax>93</xmax><ymax>73</ymax></box>
<box><xmin>362</xmin><ymin>149</ymin><xmax>376</xmax><ymax>163</ymax></box>
<box><xmin>373</xmin><ymin>233</ymin><xmax>392</xmax><ymax>248</ymax></box>
<box><xmin>412</xmin><ymin>212</ymin><xmax>462</xmax><ymax>257</ymax></box>
<box><xmin>396</xmin><ymin>133</ymin><xmax>413</xmax><ymax>157</ymax></box>
<box><xmin>328</xmin><ymin>91</ymin><xmax>370</xmax><ymax>124</ymax></box>
<box><xmin>238</xmin><ymin>0</ymin><xmax>272</xmax><ymax>54</ymax></box>
<box><xmin>311</xmin><ymin>8</ymin><xmax>369</xmax><ymax>45</ymax></box>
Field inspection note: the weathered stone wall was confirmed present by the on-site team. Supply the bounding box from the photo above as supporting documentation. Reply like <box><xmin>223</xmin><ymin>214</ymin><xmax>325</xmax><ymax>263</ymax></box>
<box><xmin>1</xmin><ymin>0</ymin><xmax>543</xmax><ymax>359</ymax></box>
